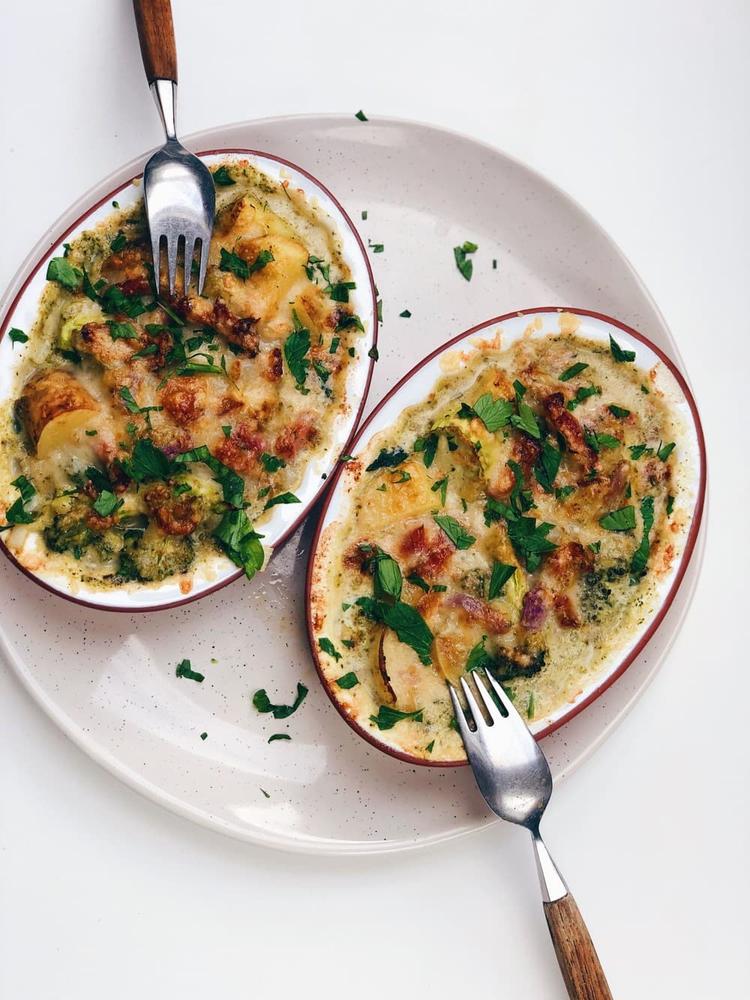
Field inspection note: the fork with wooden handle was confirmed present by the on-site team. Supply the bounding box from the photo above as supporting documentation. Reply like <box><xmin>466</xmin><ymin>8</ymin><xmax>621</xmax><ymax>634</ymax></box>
<box><xmin>132</xmin><ymin>0</ymin><xmax>215</xmax><ymax>294</ymax></box>
<box><xmin>449</xmin><ymin>671</ymin><xmax>613</xmax><ymax>1000</ymax></box>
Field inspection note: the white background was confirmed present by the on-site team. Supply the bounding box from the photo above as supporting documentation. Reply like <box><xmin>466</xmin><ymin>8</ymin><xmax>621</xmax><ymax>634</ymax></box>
<box><xmin>1</xmin><ymin>1</ymin><xmax>748</xmax><ymax>997</ymax></box>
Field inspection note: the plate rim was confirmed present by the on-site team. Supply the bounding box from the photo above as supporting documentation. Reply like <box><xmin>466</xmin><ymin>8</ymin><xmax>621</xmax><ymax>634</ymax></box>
<box><xmin>0</xmin><ymin>146</ymin><xmax>379</xmax><ymax>613</ymax></box>
<box><xmin>0</xmin><ymin>114</ymin><xmax>707</xmax><ymax>855</ymax></box>
<box><xmin>305</xmin><ymin>306</ymin><xmax>707</xmax><ymax>767</ymax></box>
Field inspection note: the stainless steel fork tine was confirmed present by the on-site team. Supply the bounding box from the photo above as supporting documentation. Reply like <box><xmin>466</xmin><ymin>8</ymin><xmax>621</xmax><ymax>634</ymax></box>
<box><xmin>459</xmin><ymin>675</ymin><xmax>487</xmax><ymax>728</ymax></box>
<box><xmin>483</xmin><ymin>668</ymin><xmax>519</xmax><ymax>718</ymax></box>
<box><xmin>166</xmin><ymin>234</ymin><xmax>180</xmax><ymax>295</ymax></box>
<box><xmin>151</xmin><ymin>233</ymin><xmax>163</xmax><ymax>292</ymax></box>
<box><xmin>472</xmin><ymin>670</ymin><xmax>505</xmax><ymax>724</ymax></box>
<box><xmin>182</xmin><ymin>235</ymin><xmax>197</xmax><ymax>294</ymax></box>
<box><xmin>196</xmin><ymin>237</ymin><xmax>209</xmax><ymax>296</ymax></box>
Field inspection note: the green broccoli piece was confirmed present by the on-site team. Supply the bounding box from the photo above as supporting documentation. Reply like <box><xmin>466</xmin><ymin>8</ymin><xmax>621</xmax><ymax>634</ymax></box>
<box><xmin>118</xmin><ymin>523</ymin><xmax>194</xmax><ymax>582</ymax></box>
<box><xmin>43</xmin><ymin>495</ymin><xmax>98</xmax><ymax>558</ymax></box>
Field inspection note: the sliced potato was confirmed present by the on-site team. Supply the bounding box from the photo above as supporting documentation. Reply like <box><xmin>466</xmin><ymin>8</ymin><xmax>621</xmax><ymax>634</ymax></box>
<box><xmin>357</xmin><ymin>460</ymin><xmax>437</xmax><ymax>533</ymax></box>
<box><xmin>19</xmin><ymin>370</ymin><xmax>99</xmax><ymax>457</ymax></box>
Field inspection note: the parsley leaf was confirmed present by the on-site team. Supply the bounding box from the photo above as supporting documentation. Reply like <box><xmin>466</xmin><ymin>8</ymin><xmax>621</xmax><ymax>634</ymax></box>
<box><xmin>559</xmin><ymin>362</ymin><xmax>589</xmax><ymax>381</ymax></box>
<box><xmin>329</xmin><ymin>281</ymin><xmax>356</xmax><ymax>303</ymax></box>
<box><xmin>335</xmin><ymin>312</ymin><xmax>364</xmax><ymax>332</ymax></box>
<box><xmin>253</xmin><ymin>682</ymin><xmax>308</xmax><ymax>719</ymax></box>
<box><xmin>355</xmin><ymin>109</ymin><xmax>368</xmax><ymax>121</ymax></box>
<box><xmin>488</xmin><ymin>562</ymin><xmax>516</xmax><ymax>599</ymax></box>
<box><xmin>657</xmin><ymin>441</ymin><xmax>676</xmax><ymax>462</ymax></box>
<box><xmin>0</xmin><ymin>475</ymin><xmax>37</xmax><ymax>530</ymax></box>
<box><xmin>175</xmin><ymin>659</ymin><xmax>204</xmax><ymax>682</ymax></box>
<box><xmin>510</xmin><ymin>399</ymin><xmax>541</xmax><ymax>439</ymax></box>
<box><xmin>433</xmin><ymin>514</ymin><xmax>475</xmax><ymax>550</ymax></box>
<box><xmin>119</xmin><ymin>439</ymin><xmax>173</xmax><ymax>482</ymax></box>
<box><xmin>357</xmin><ymin>597</ymin><xmax>434</xmax><ymax>664</ymax></box>
<box><xmin>472</xmin><ymin>393</ymin><xmax>514</xmax><ymax>432</ymax></box>
<box><xmin>566</xmin><ymin>385</ymin><xmax>601</xmax><ymax>411</ymax></box>
<box><xmin>609</xmin><ymin>334</ymin><xmax>636</xmax><ymax>363</ymax></box>
<box><xmin>108</xmin><ymin>321</ymin><xmax>139</xmax><ymax>341</ymax></box>
<box><xmin>263</xmin><ymin>491</ymin><xmax>301</xmax><ymax>510</ymax></box>
<box><xmin>8</xmin><ymin>328</ymin><xmax>28</xmax><ymax>346</ymax></box>
<box><xmin>454</xmin><ymin>241</ymin><xmax>478</xmax><ymax>281</ymax></box>
<box><xmin>46</xmin><ymin>256</ymin><xmax>82</xmax><ymax>291</ymax></box>
<box><xmin>212</xmin><ymin>166</ymin><xmax>236</xmax><ymax>186</ymax></box>
<box><xmin>506</xmin><ymin>516</ymin><xmax>556</xmax><ymax>571</ymax></box>
<box><xmin>533</xmin><ymin>439</ymin><xmax>562</xmax><ymax>493</ymax></box>
<box><xmin>336</xmin><ymin>672</ymin><xmax>359</xmax><ymax>689</ymax></box>
<box><xmin>366</xmin><ymin>446</ymin><xmax>408</xmax><ymax>472</ymax></box>
<box><xmin>173</xmin><ymin>445</ymin><xmax>245</xmax><ymax>507</ymax></box>
<box><xmin>608</xmin><ymin>404</ymin><xmax>631</xmax><ymax>419</ymax></box>
<box><xmin>369</xmin><ymin>705</ymin><xmax>423</xmax><ymax>730</ymax></box>
<box><xmin>268</xmin><ymin>733</ymin><xmax>291</xmax><ymax>743</ymax></box>
<box><xmin>372</xmin><ymin>553</ymin><xmax>403</xmax><ymax>602</ymax></box>
<box><xmin>219</xmin><ymin>247</ymin><xmax>273</xmax><ymax>279</ymax></box>
<box><xmin>213</xmin><ymin>508</ymin><xmax>264</xmax><ymax>580</ymax></box>
<box><xmin>629</xmin><ymin>443</ymin><xmax>653</xmax><ymax>460</ymax></box>
<box><xmin>413</xmin><ymin>433</ymin><xmax>438</xmax><ymax>468</ymax></box>
<box><xmin>407</xmin><ymin>573</ymin><xmax>430</xmax><ymax>592</ymax></box>
<box><xmin>630</xmin><ymin>495</ymin><xmax>655</xmax><ymax>582</ymax></box>
<box><xmin>318</xmin><ymin>637</ymin><xmax>341</xmax><ymax>661</ymax></box>
<box><xmin>92</xmin><ymin>490</ymin><xmax>123</xmax><ymax>517</ymax></box>
<box><xmin>260</xmin><ymin>452</ymin><xmax>286</xmax><ymax>473</ymax></box>
<box><xmin>399</xmin><ymin>309</ymin><xmax>412</xmax><ymax>318</ymax></box>
<box><xmin>599</xmin><ymin>505</ymin><xmax>636</xmax><ymax>532</ymax></box>
<box><xmin>284</xmin><ymin>323</ymin><xmax>311</xmax><ymax>389</ymax></box>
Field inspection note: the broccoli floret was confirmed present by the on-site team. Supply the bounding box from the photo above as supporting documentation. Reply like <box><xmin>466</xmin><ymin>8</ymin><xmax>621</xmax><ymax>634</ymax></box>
<box><xmin>490</xmin><ymin>648</ymin><xmax>546</xmax><ymax>682</ymax></box>
<box><xmin>43</xmin><ymin>495</ymin><xmax>98</xmax><ymax>557</ymax></box>
<box><xmin>118</xmin><ymin>523</ymin><xmax>194</xmax><ymax>582</ymax></box>
<box><xmin>581</xmin><ymin>561</ymin><xmax>628</xmax><ymax>622</ymax></box>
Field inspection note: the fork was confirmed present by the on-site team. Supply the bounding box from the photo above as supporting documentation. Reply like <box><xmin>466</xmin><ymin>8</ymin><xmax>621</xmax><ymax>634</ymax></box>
<box><xmin>132</xmin><ymin>0</ymin><xmax>215</xmax><ymax>295</ymax></box>
<box><xmin>449</xmin><ymin>671</ymin><xmax>613</xmax><ymax>1000</ymax></box>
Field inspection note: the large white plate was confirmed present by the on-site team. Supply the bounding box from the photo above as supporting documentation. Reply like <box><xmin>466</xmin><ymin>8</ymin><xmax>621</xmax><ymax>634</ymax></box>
<box><xmin>0</xmin><ymin>115</ymin><xmax>705</xmax><ymax>853</ymax></box>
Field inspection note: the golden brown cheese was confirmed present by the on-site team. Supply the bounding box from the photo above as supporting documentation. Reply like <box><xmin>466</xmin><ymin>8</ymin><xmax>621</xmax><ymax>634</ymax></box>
<box><xmin>311</xmin><ymin>332</ymin><xmax>693</xmax><ymax>763</ymax></box>
<box><xmin>0</xmin><ymin>160</ymin><xmax>366</xmax><ymax>591</ymax></box>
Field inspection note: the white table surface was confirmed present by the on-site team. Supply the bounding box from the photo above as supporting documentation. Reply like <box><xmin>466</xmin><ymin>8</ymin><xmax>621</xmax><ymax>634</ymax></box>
<box><xmin>1</xmin><ymin>1</ymin><xmax>747</xmax><ymax>996</ymax></box>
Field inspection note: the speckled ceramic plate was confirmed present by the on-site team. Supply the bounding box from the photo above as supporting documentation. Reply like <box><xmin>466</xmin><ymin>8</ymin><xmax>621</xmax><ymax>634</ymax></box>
<box><xmin>0</xmin><ymin>149</ymin><xmax>377</xmax><ymax>612</ymax></box>
<box><xmin>0</xmin><ymin>115</ymin><xmax>705</xmax><ymax>853</ymax></box>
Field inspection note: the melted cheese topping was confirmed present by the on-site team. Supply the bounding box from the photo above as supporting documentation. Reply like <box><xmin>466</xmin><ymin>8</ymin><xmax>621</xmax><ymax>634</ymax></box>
<box><xmin>0</xmin><ymin>160</ymin><xmax>365</xmax><ymax>591</ymax></box>
<box><xmin>311</xmin><ymin>332</ymin><xmax>695</xmax><ymax>762</ymax></box>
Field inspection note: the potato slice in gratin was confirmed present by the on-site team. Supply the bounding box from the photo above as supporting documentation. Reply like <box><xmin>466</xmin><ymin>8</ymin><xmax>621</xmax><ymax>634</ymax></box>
<box><xmin>0</xmin><ymin>160</ymin><xmax>367</xmax><ymax>592</ymax></box>
<box><xmin>310</xmin><ymin>329</ymin><xmax>696</xmax><ymax>763</ymax></box>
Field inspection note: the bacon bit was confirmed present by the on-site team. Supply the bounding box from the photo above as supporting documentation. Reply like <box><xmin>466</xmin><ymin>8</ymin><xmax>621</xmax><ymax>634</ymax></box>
<box><xmin>172</xmin><ymin>295</ymin><xmax>259</xmax><ymax>355</ymax></box>
<box><xmin>552</xmin><ymin>593</ymin><xmax>581</xmax><ymax>628</ymax></box>
<box><xmin>159</xmin><ymin>376</ymin><xmax>206</xmax><ymax>427</ymax></box>
<box><xmin>76</xmin><ymin>322</ymin><xmax>143</xmax><ymax>367</ymax></box>
<box><xmin>521</xmin><ymin>585</ymin><xmax>550</xmax><ymax>630</ymax></box>
<box><xmin>603</xmin><ymin>461</ymin><xmax>630</xmax><ymax>504</ymax></box>
<box><xmin>117</xmin><ymin>277</ymin><xmax>152</xmax><ymax>298</ymax></box>
<box><xmin>143</xmin><ymin>483</ymin><xmax>202</xmax><ymax>536</ymax></box>
<box><xmin>85</xmin><ymin>510</ymin><xmax>116</xmax><ymax>533</ymax></box>
<box><xmin>234</xmin><ymin>422</ymin><xmax>265</xmax><ymax>454</ymax></box>
<box><xmin>264</xmin><ymin>347</ymin><xmax>283</xmax><ymax>382</ymax></box>
<box><xmin>643</xmin><ymin>458</ymin><xmax>671</xmax><ymax>487</ymax></box>
<box><xmin>446</xmin><ymin>593</ymin><xmax>511</xmax><ymax>634</ymax></box>
<box><xmin>543</xmin><ymin>392</ymin><xmax>598</xmax><ymax>472</ymax></box>
<box><xmin>512</xmin><ymin>434</ymin><xmax>541</xmax><ymax>477</ymax></box>
<box><xmin>217</xmin><ymin>393</ymin><xmax>244</xmax><ymax>415</ymax></box>
<box><xmin>545</xmin><ymin>542</ymin><xmax>594</xmax><ymax>587</ymax></box>
<box><xmin>399</xmin><ymin>523</ymin><xmax>454</xmax><ymax>579</ymax></box>
<box><xmin>214</xmin><ymin>436</ymin><xmax>258</xmax><ymax>475</ymax></box>
<box><xmin>275</xmin><ymin>414</ymin><xmax>318</xmax><ymax>459</ymax></box>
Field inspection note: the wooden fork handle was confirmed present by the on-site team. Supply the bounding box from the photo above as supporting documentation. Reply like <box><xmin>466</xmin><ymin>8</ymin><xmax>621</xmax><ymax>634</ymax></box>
<box><xmin>133</xmin><ymin>0</ymin><xmax>177</xmax><ymax>83</ymax></box>
<box><xmin>543</xmin><ymin>894</ymin><xmax>613</xmax><ymax>999</ymax></box>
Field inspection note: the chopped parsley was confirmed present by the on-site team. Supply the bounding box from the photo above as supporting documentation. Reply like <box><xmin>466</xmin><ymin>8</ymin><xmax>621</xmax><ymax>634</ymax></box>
<box><xmin>413</xmin><ymin>433</ymin><xmax>438</xmax><ymax>468</ymax></box>
<box><xmin>284</xmin><ymin>315</ymin><xmax>311</xmax><ymax>389</ymax></box>
<box><xmin>566</xmin><ymin>385</ymin><xmax>601</xmax><ymax>411</ymax></box>
<box><xmin>46</xmin><ymin>256</ymin><xmax>82</xmax><ymax>291</ymax></box>
<box><xmin>470</xmin><ymin>393</ymin><xmax>514</xmax><ymax>432</ymax></box>
<box><xmin>213</xmin><ymin>508</ymin><xmax>264</xmax><ymax>580</ymax></box>
<box><xmin>559</xmin><ymin>362</ymin><xmax>589</xmax><ymax>381</ymax></box>
<box><xmin>355</xmin><ymin>109</ymin><xmax>368</xmax><ymax>121</ymax></box>
<box><xmin>253</xmin><ymin>682</ymin><xmax>308</xmax><ymax>719</ymax></box>
<box><xmin>175</xmin><ymin>659</ymin><xmax>204</xmax><ymax>682</ymax></box>
<box><xmin>110</xmin><ymin>231</ymin><xmax>127</xmax><ymax>251</ymax></box>
<box><xmin>356</xmin><ymin>597</ymin><xmax>433</xmax><ymax>664</ymax></box>
<box><xmin>599</xmin><ymin>505</ymin><xmax>636</xmax><ymax>532</ymax></box>
<box><xmin>609</xmin><ymin>334</ymin><xmax>636</xmax><ymax>363</ymax></box>
<box><xmin>92</xmin><ymin>490</ymin><xmax>123</xmax><ymax>517</ymax></box>
<box><xmin>260</xmin><ymin>452</ymin><xmax>286</xmax><ymax>473</ymax></box>
<box><xmin>608</xmin><ymin>404</ymin><xmax>631</xmax><ymax>419</ymax></box>
<box><xmin>268</xmin><ymin>733</ymin><xmax>291</xmax><ymax>743</ymax></box>
<box><xmin>212</xmin><ymin>166</ymin><xmax>236</xmax><ymax>186</ymax></box>
<box><xmin>329</xmin><ymin>281</ymin><xmax>356</xmax><ymax>303</ymax></box>
<box><xmin>629</xmin><ymin>443</ymin><xmax>654</xmax><ymax>460</ymax></box>
<box><xmin>533</xmin><ymin>439</ymin><xmax>562</xmax><ymax>493</ymax></box>
<box><xmin>318</xmin><ymin>637</ymin><xmax>341</xmax><ymax>661</ymax></box>
<box><xmin>510</xmin><ymin>399</ymin><xmax>541</xmax><ymax>439</ymax></box>
<box><xmin>368</xmin><ymin>240</ymin><xmax>384</xmax><ymax>253</ymax></box>
<box><xmin>335</xmin><ymin>312</ymin><xmax>364</xmax><ymax>332</ymax></box>
<box><xmin>431</xmin><ymin>476</ymin><xmax>448</xmax><ymax>507</ymax></box>
<box><xmin>657</xmin><ymin>441</ymin><xmax>676</xmax><ymax>462</ymax></box>
<box><xmin>0</xmin><ymin>475</ymin><xmax>37</xmax><ymax>530</ymax></box>
<box><xmin>407</xmin><ymin>573</ymin><xmax>430</xmax><ymax>592</ymax></box>
<box><xmin>488</xmin><ymin>562</ymin><xmax>516</xmax><ymax>599</ymax></box>
<box><xmin>433</xmin><ymin>514</ymin><xmax>475</xmax><ymax>549</ymax></box>
<box><xmin>366</xmin><ymin>446</ymin><xmax>408</xmax><ymax>472</ymax></box>
<box><xmin>336</xmin><ymin>672</ymin><xmax>359</xmax><ymax>690</ymax></box>
<box><xmin>555</xmin><ymin>485</ymin><xmax>576</xmax><ymax>501</ymax></box>
<box><xmin>399</xmin><ymin>309</ymin><xmax>412</xmax><ymax>318</ymax></box>
<box><xmin>454</xmin><ymin>240</ymin><xmax>478</xmax><ymax>281</ymax></box>
<box><xmin>630</xmin><ymin>495</ymin><xmax>655</xmax><ymax>582</ymax></box>
<box><xmin>8</xmin><ymin>327</ymin><xmax>28</xmax><ymax>346</ymax></box>
<box><xmin>108</xmin><ymin>320</ymin><xmax>139</xmax><ymax>340</ymax></box>
<box><xmin>666</xmin><ymin>494</ymin><xmax>675</xmax><ymax>516</ymax></box>
<box><xmin>369</xmin><ymin>705</ymin><xmax>423</xmax><ymax>730</ymax></box>
<box><xmin>219</xmin><ymin>246</ymin><xmax>274</xmax><ymax>280</ymax></box>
